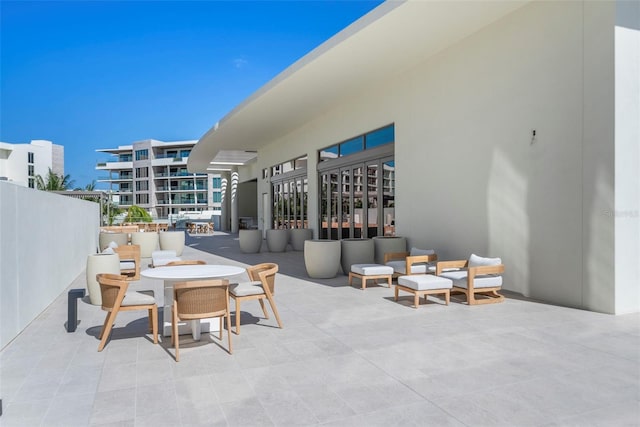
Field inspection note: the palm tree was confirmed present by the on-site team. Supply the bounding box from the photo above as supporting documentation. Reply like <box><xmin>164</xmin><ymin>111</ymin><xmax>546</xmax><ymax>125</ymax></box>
<box><xmin>74</xmin><ymin>180</ymin><xmax>97</xmax><ymax>191</ymax></box>
<box><xmin>123</xmin><ymin>205</ymin><xmax>153</xmax><ymax>223</ymax></box>
<box><xmin>35</xmin><ymin>168</ymin><xmax>75</xmax><ymax>191</ymax></box>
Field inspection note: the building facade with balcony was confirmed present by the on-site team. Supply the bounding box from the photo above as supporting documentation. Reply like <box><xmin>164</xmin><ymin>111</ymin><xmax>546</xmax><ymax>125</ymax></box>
<box><xmin>0</xmin><ymin>139</ymin><xmax>64</xmax><ymax>188</ymax></box>
<box><xmin>96</xmin><ymin>139</ymin><xmax>223</xmax><ymax>221</ymax></box>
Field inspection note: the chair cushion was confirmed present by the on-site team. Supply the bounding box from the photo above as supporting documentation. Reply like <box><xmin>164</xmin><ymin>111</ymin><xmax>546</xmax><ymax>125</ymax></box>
<box><xmin>398</xmin><ymin>275</ymin><xmax>452</xmax><ymax>290</ymax></box>
<box><xmin>152</xmin><ymin>256</ymin><xmax>182</xmax><ymax>267</ymax></box>
<box><xmin>351</xmin><ymin>264</ymin><xmax>394</xmax><ymax>275</ymax></box>
<box><xmin>121</xmin><ymin>291</ymin><xmax>155</xmax><ymax>306</ymax></box>
<box><xmin>386</xmin><ymin>260</ymin><xmax>429</xmax><ymax>274</ymax></box>
<box><xmin>102</xmin><ymin>247</ymin><xmax>115</xmax><ymax>255</ymax></box>
<box><xmin>468</xmin><ymin>254</ymin><xmax>502</xmax><ymax>267</ymax></box>
<box><xmin>120</xmin><ymin>261</ymin><xmax>136</xmax><ymax>270</ymax></box>
<box><xmin>108</xmin><ymin>241</ymin><xmax>119</xmax><ymax>249</ymax></box>
<box><xmin>439</xmin><ymin>271</ymin><xmax>503</xmax><ymax>289</ymax></box>
<box><xmin>409</xmin><ymin>247</ymin><xmax>435</xmax><ymax>256</ymax></box>
<box><xmin>229</xmin><ymin>281</ymin><xmax>265</xmax><ymax>297</ymax></box>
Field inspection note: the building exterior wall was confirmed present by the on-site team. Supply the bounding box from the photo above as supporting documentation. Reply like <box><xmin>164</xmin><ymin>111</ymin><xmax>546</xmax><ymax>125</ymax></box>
<box><xmin>0</xmin><ymin>181</ymin><xmax>99</xmax><ymax>349</ymax></box>
<box><xmin>0</xmin><ymin>139</ymin><xmax>63</xmax><ymax>188</ymax></box>
<box><xmin>97</xmin><ymin>139</ymin><xmax>223</xmax><ymax>219</ymax></box>
<box><xmin>242</xmin><ymin>1</ymin><xmax>635</xmax><ymax>313</ymax></box>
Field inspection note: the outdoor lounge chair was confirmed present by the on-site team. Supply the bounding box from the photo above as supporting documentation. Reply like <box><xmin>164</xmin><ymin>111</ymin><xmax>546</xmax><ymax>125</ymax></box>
<box><xmin>384</xmin><ymin>247</ymin><xmax>438</xmax><ymax>278</ymax></box>
<box><xmin>436</xmin><ymin>254</ymin><xmax>505</xmax><ymax>305</ymax></box>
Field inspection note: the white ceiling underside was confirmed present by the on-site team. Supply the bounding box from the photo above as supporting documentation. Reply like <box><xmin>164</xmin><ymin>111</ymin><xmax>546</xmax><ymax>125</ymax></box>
<box><xmin>189</xmin><ymin>0</ymin><xmax>530</xmax><ymax>173</ymax></box>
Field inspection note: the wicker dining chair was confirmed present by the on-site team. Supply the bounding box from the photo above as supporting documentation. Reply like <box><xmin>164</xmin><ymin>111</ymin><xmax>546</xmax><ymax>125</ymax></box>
<box><xmin>172</xmin><ymin>279</ymin><xmax>232</xmax><ymax>360</ymax></box>
<box><xmin>230</xmin><ymin>263</ymin><xmax>282</xmax><ymax>335</ymax></box>
<box><xmin>96</xmin><ymin>273</ymin><xmax>158</xmax><ymax>352</ymax></box>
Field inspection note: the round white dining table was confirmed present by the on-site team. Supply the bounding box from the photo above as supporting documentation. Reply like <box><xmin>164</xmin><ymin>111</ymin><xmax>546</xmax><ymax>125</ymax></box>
<box><xmin>141</xmin><ymin>264</ymin><xmax>245</xmax><ymax>340</ymax></box>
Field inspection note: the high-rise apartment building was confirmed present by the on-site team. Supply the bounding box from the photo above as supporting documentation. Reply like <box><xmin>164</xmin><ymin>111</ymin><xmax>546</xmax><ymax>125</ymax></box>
<box><xmin>0</xmin><ymin>139</ymin><xmax>64</xmax><ymax>188</ymax></box>
<box><xmin>96</xmin><ymin>139</ymin><xmax>222</xmax><ymax>220</ymax></box>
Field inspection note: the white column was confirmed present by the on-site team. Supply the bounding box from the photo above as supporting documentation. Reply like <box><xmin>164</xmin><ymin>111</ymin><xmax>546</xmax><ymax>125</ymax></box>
<box><xmin>231</xmin><ymin>168</ymin><xmax>239</xmax><ymax>233</ymax></box>
<box><xmin>220</xmin><ymin>173</ymin><xmax>229</xmax><ymax>231</ymax></box>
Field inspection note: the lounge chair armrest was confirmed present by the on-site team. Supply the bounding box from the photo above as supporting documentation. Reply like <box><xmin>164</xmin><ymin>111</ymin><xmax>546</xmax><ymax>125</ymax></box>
<box><xmin>406</xmin><ymin>254</ymin><xmax>437</xmax><ymax>265</ymax></box>
<box><xmin>468</xmin><ymin>264</ymin><xmax>505</xmax><ymax>278</ymax></box>
<box><xmin>384</xmin><ymin>252</ymin><xmax>409</xmax><ymax>263</ymax></box>
<box><xmin>436</xmin><ymin>259</ymin><xmax>468</xmax><ymax>275</ymax></box>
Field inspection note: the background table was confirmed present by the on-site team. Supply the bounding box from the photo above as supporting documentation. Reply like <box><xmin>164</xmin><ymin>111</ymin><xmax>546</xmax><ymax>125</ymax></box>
<box><xmin>142</xmin><ymin>264</ymin><xmax>245</xmax><ymax>338</ymax></box>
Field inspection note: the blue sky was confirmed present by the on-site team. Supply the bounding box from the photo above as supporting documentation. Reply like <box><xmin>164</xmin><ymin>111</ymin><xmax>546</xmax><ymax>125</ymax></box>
<box><xmin>1</xmin><ymin>0</ymin><xmax>383</xmax><ymax>188</ymax></box>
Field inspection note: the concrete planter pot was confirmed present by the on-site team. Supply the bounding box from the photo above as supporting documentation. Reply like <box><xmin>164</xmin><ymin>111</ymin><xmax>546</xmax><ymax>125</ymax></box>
<box><xmin>373</xmin><ymin>236</ymin><xmax>407</xmax><ymax>264</ymax></box>
<box><xmin>304</xmin><ymin>240</ymin><xmax>341</xmax><ymax>278</ymax></box>
<box><xmin>266</xmin><ymin>229</ymin><xmax>289</xmax><ymax>252</ymax></box>
<box><xmin>86</xmin><ymin>254</ymin><xmax>120</xmax><ymax>305</ymax></box>
<box><xmin>239</xmin><ymin>229</ymin><xmax>263</xmax><ymax>253</ymax></box>
<box><xmin>99</xmin><ymin>232</ymin><xmax>128</xmax><ymax>251</ymax></box>
<box><xmin>289</xmin><ymin>228</ymin><xmax>313</xmax><ymax>251</ymax></box>
<box><xmin>159</xmin><ymin>231</ymin><xmax>185</xmax><ymax>256</ymax></box>
<box><xmin>131</xmin><ymin>232</ymin><xmax>159</xmax><ymax>258</ymax></box>
<box><xmin>340</xmin><ymin>238</ymin><xmax>375</xmax><ymax>275</ymax></box>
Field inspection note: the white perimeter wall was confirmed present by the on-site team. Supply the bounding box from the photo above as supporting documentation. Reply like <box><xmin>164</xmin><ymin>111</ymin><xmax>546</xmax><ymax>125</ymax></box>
<box><xmin>0</xmin><ymin>182</ymin><xmax>100</xmax><ymax>349</ymax></box>
<box><xmin>252</xmin><ymin>1</ymin><xmax>637</xmax><ymax>313</ymax></box>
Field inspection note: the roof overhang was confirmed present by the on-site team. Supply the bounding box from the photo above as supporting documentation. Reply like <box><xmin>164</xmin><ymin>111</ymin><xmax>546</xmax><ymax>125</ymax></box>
<box><xmin>189</xmin><ymin>0</ymin><xmax>530</xmax><ymax>173</ymax></box>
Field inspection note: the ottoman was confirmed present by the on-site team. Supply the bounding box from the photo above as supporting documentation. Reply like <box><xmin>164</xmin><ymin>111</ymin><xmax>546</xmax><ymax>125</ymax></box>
<box><xmin>349</xmin><ymin>264</ymin><xmax>394</xmax><ymax>290</ymax></box>
<box><xmin>396</xmin><ymin>275</ymin><xmax>453</xmax><ymax>308</ymax></box>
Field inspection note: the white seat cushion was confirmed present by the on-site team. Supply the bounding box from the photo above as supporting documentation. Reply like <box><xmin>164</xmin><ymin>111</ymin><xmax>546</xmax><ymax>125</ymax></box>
<box><xmin>229</xmin><ymin>281</ymin><xmax>265</xmax><ymax>297</ymax></box>
<box><xmin>386</xmin><ymin>260</ymin><xmax>430</xmax><ymax>274</ymax></box>
<box><xmin>468</xmin><ymin>254</ymin><xmax>502</xmax><ymax>267</ymax></box>
<box><xmin>439</xmin><ymin>271</ymin><xmax>503</xmax><ymax>289</ymax></box>
<box><xmin>152</xmin><ymin>256</ymin><xmax>182</xmax><ymax>267</ymax></box>
<box><xmin>398</xmin><ymin>275</ymin><xmax>453</xmax><ymax>290</ymax></box>
<box><xmin>121</xmin><ymin>291</ymin><xmax>155</xmax><ymax>306</ymax></box>
<box><xmin>120</xmin><ymin>261</ymin><xmax>136</xmax><ymax>270</ymax></box>
<box><xmin>351</xmin><ymin>264</ymin><xmax>394</xmax><ymax>275</ymax></box>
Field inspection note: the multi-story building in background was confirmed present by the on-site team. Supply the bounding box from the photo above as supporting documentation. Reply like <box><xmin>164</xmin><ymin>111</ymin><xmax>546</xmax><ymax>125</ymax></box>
<box><xmin>0</xmin><ymin>139</ymin><xmax>64</xmax><ymax>188</ymax></box>
<box><xmin>96</xmin><ymin>139</ymin><xmax>223</xmax><ymax>224</ymax></box>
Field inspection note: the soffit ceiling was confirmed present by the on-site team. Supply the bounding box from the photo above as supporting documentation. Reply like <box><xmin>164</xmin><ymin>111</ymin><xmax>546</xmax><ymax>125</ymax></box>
<box><xmin>189</xmin><ymin>0</ymin><xmax>530</xmax><ymax>172</ymax></box>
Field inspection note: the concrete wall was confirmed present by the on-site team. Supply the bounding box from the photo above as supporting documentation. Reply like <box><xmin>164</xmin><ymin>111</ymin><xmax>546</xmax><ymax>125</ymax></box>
<box><xmin>0</xmin><ymin>182</ymin><xmax>100</xmax><ymax>349</ymax></box>
<box><xmin>251</xmin><ymin>1</ymin><xmax>636</xmax><ymax>313</ymax></box>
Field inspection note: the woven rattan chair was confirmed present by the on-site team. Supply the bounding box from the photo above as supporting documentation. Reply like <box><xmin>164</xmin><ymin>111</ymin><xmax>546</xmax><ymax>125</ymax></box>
<box><xmin>172</xmin><ymin>279</ymin><xmax>232</xmax><ymax>360</ymax></box>
<box><xmin>230</xmin><ymin>263</ymin><xmax>282</xmax><ymax>335</ymax></box>
<box><xmin>113</xmin><ymin>244</ymin><xmax>141</xmax><ymax>280</ymax></box>
<box><xmin>96</xmin><ymin>273</ymin><xmax>158</xmax><ymax>351</ymax></box>
<box><xmin>165</xmin><ymin>260</ymin><xmax>206</xmax><ymax>266</ymax></box>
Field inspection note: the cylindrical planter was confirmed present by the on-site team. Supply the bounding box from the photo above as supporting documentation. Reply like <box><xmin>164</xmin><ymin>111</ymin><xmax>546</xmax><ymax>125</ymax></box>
<box><xmin>304</xmin><ymin>240</ymin><xmax>341</xmax><ymax>279</ymax></box>
<box><xmin>86</xmin><ymin>254</ymin><xmax>121</xmax><ymax>305</ymax></box>
<box><xmin>340</xmin><ymin>239</ymin><xmax>375</xmax><ymax>275</ymax></box>
<box><xmin>289</xmin><ymin>228</ymin><xmax>313</xmax><ymax>251</ymax></box>
<box><xmin>159</xmin><ymin>231</ymin><xmax>186</xmax><ymax>256</ymax></box>
<box><xmin>131</xmin><ymin>232</ymin><xmax>159</xmax><ymax>258</ymax></box>
<box><xmin>99</xmin><ymin>232</ymin><xmax>128</xmax><ymax>251</ymax></box>
<box><xmin>239</xmin><ymin>229</ymin><xmax>263</xmax><ymax>253</ymax></box>
<box><xmin>266</xmin><ymin>229</ymin><xmax>289</xmax><ymax>252</ymax></box>
<box><xmin>373</xmin><ymin>236</ymin><xmax>407</xmax><ymax>264</ymax></box>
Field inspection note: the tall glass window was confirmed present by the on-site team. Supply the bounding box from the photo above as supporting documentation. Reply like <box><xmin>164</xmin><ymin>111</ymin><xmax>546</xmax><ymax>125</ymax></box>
<box><xmin>135</xmin><ymin>149</ymin><xmax>149</xmax><ymax>161</ymax></box>
<box><xmin>318</xmin><ymin>124</ymin><xmax>395</xmax><ymax>239</ymax></box>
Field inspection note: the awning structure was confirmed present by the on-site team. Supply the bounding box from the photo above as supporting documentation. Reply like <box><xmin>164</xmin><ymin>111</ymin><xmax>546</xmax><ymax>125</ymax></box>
<box><xmin>188</xmin><ymin>0</ymin><xmax>529</xmax><ymax>173</ymax></box>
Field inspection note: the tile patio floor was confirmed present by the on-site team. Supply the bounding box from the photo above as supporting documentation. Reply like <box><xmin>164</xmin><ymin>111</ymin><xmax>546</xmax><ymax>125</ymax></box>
<box><xmin>1</xmin><ymin>232</ymin><xmax>639</xmax><ymax>426</ymax></box>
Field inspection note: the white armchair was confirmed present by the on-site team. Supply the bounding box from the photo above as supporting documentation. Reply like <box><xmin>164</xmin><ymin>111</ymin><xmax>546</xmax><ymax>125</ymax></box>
<box><xmin>436</xmin><ymin>254</ymin><xmax>505</xmax><ymax>305</ymax></box>
<box><xmin>384</xmin><ymin>247</ymin><xmax>437</xmax><ymax>278</ymax></box>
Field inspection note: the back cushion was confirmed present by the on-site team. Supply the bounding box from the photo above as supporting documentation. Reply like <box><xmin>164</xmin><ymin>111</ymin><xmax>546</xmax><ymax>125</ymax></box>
<box><xmin>468</xmin><ymin>253</ymin><xmax>502</xmax><ymax>267</ymax></box>
<box><xmin>410</xmin><ymin>247</ymin><xmax>435</xmax><ymax>256</ymax></box>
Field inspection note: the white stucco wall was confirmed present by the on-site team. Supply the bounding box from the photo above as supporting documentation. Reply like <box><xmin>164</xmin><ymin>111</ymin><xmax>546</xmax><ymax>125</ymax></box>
<box><xmin>251</xmin><ymin>1</ymin><xmax>634</xmax><ymax>313</ymax></box>
<box><xmin>0</xmin><ymin>182</ymin><xmax>100</xmax><ymax>349</ymax></box>
<box><xmin>614</xmin><ymin>0</ymin><xmax>640</xmax><ymax>314</ymax></box>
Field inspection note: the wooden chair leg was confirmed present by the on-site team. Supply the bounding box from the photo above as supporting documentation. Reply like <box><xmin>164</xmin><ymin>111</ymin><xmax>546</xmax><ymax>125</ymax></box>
<box><xmin>151</xmin><ymin>306</ymin><xmax>158</xmax><ymax>344</ymax></box>
<box><xmin>361</xmin><ymin>276</ymin><xmax>366</xmax><ymax>290</ymax></box>
<box><xmin>234</xmin><ymin>299</ymin><xmax>241</xmax><ymax>335</ymax></box>
<box><xmin>414</xmin><ymin>293</ymin><xmax>419</xmax><ymax>309</ymax></box>
<box><xmin>98</xmin><ymin>310</ymin><xmax>118</xmax><ymax>352</ymax></box>
<box><xmin>445</xmin><ymin>290</ymin><xmax>450</xmax><ymax>305</ymax></box>
<box><xmin>348</xmin><ymin>272</ymin><xmax>353</xmax><ymax>286</ymax></box>
<box><xmin>226</xmin><ymin>312</ymin><xmax>233</xmax><ymax>354</ymax></box>
<box><xmin>266</xmin><ymin>294</ymin><xmax>283</xmax><ymax>329</ymax></box>
<box><xmin>98</xmin><ymin>312</ymin><xmax>111</xmax><ymax>340</ymax></box>
<box><xmin>258</xmin><ymin>298</ymin><xmax>269</xmax><ymax>319</ymax></box>
<box><xmin>172</xmin><ymin>304</ymin><xmax>180</xmax><ymax>361</ymax></box>
<box><xmin>394</xmin><ymin>285</ymin><xmax>399</xmax><ymax>301</ymax></box>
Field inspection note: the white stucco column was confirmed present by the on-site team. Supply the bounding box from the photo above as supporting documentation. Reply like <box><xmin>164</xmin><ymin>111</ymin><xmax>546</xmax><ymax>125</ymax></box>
<box><xmin>220</xmin><ymin>172</ymin><xmax>229</xmax><ymax>232</ymax></box>
<box><xmin>231</xmin><ymin>168</ymin><xmax>239</xmax><ymax>233</ymax></box>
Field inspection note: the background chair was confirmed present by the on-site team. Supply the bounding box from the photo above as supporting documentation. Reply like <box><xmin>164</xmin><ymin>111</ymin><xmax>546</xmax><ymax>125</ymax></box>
<box><xmin>96</xmin><ymin>273</ymin><xmax>158</xmax><ymax>351</ymax></box>
<box><xmin>436</xmin><ymin>254</ymin><xmax>505</xmax><ymax>305</ymax></box>
<box><xmin>172</xmin><ymin>279</ymin><xmax>232</xmax><ymax>361</ymax></box>
<box><xmin>230</xmin><ymin>263</ymin><xmax>282</xmax><ymax>334</ymax></box>
<box><xmin>165</xmin><ymin>260</ymin><xmax>206</xmax><ymax>266</ymax></box>
<box><xmin>113</xmin><ymin>244</ymin><xmax>141</xmax><ymax>280</ymax></box>
<box><xmin>385</xmin><ymin>247</ymin><xmax>437</xmax><ymax>278</ymax></box>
